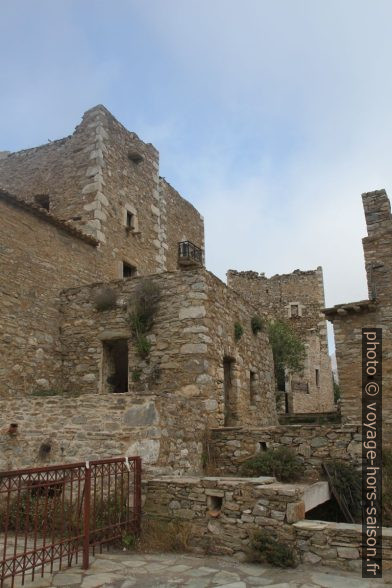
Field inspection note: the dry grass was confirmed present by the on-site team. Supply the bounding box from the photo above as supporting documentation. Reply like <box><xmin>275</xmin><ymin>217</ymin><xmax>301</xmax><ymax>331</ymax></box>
<box><xmin>125</xmin><ymin>516</ymin><xmax>193</xmax><ymax>553</ymax></box>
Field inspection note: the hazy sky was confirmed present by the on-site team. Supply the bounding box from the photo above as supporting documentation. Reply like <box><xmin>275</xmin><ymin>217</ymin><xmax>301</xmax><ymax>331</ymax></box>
<box><xmin>2</xmin><ymin>1</ymin><xmax>392</xmax><ymax>332</ymax></box>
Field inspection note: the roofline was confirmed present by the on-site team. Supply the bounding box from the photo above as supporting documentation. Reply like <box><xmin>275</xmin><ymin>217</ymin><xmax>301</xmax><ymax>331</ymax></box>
<box><xmin>323</xmin><ymin>299</ymin><xmax>377</xmax><ymax>319</ymax></box>
<box><xmin>0</xmin><ymin>189</ymin><xmax>99</xmax><ymax>247</ymax></box>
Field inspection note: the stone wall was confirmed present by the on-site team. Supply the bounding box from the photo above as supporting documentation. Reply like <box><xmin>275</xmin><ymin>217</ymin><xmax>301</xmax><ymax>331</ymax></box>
<box><xmin>0</xmin><ymin>105</ymin><xmax>204</xmax><ymax>278</ymax></box>
<box><xmin>294</xmin><ymin>520</ymin><xmax>392</xmax><ymax>571</ymax></box>
<box><xmin>208</xmin><ymin>424</ymin><xmax>361</xmax><ymax>479</ymax></box>
<box><xmin>227</xmin><ymin>268</ymin><xmax>334</xmax><ymax>414</ymax></box>
<box><xmin>0</xmin><ymin>194</ymin><xmax>99</xmax><ymax>397</ymax></box>
<box><xmin>0</xmin><ymin>393</ymin><xmax>206</xmax><ymax>474</ymax></box>
<box><xmin>59</xmin><ymin>268</ymin><xmax>277</xmax><ymax>429</ymax></box>
<box><xmin>144</xmin><ymin>475</ymin><xmax>392</xmax><ymax>570</ymax></box>
<box><xmin>325</xmin><ymin>190</ymin><xmax>392</xmax><ymax>441</ymax></box>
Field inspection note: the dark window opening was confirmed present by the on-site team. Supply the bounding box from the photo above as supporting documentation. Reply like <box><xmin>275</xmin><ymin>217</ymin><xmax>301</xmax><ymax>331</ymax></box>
<box><xmin>250</xmin><ymin>370</ymin><xmax>257</xmax><ymax>405</ymax></box>
<box><xmin>223</xmin><ymin>357</ymin><xmax>235</xmax><ymax>426</ymax></box>
<box><xmin>315</xmin><ymin>369</ymin><xmax>320</xmax><ymax>387</ymax></box>
<box><xmin>126</xmin><ymin>211</ymin><xmax>135</xmax><ymax>230</ymax></box>
<box><xmin>34</xmin><ymin>194</ymin><xmax>50</xmax><ymax>211</ymax></box>
<box><xmin>128</xmin><ymin>150</ymin><xmax>144</xmax><ymax>164</ymax></box>
<box><xmin>290</xmin><ymin>304</ymin><xmax>299</xmax><ymax>317</ymax></box>
<box><xmin>207</xmin><ymin>495</ymin><xmax>223</xmax><ymax>513</ymax></box>
<box><xmin>103</xmin><ymin>339</ymin><xmax>128</xmax><ymax>393</ymax></box>
<box><xmin>258</xmin><ymin>442</ymin><xmax>268</xmax><ymax>452</ymax></box>
<box><xmin>123</xmin><ymin>262</ymin><xmax>137</xmax><ymax>278</ymax></box>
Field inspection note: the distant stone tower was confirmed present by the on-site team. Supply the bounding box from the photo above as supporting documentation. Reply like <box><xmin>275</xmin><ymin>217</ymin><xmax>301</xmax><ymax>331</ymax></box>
<box><xmin>227</xmin><ymin>267</ymin><xmax>334</xmax><ymax>414</ymax></box>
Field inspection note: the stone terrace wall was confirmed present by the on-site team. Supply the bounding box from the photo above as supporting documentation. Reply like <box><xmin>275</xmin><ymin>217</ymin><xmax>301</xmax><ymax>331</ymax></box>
<box><xmin>209</xmin><ymin>424</ymin><xmax>361</xmax><ymax>479</ymax></box>
<box><xmin>0</xmin><ymin>197</ymin><xmax>99</xmax><ymax>397</ymax></box>
<box><xmin>59</xmin><ymin>268</ymin><xmax>277</xmax><ymax>429</ymax></box>
<box><xmin>0</xmin><ymin>393</ymin><xmax>206</xmax><ymax>474</ymax></box>
<box><xmin>294</xmin><ymin>520</ymin><xmax>392</xmax><ymax>571</ymax></box>
<box><xmin>144</xmin><ymin>476</ymin><xmax>302</xmax><ymax>558</ymax></box>
<box><xmin>227</xmin><ymin>268</ymin><xmax>334</xmax><ymax>414</ymax></box>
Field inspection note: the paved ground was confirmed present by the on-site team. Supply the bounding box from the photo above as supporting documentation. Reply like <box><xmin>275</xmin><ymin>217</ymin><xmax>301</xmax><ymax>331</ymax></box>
<box><xmin>6</xmin><ymin>551</ymin><xmax>392</xmax><ymax>588</ymax></box>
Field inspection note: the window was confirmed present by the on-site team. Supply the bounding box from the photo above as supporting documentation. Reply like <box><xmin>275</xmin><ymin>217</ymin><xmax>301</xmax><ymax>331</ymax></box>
<box><xmin>123</xmin><ymin>262</ymin><xmax>137</xmax><ymax>278</ymax></box>
<box><xmin>34</xmin><ymin>194</ymin><xmax>50</xmax><ymax>211</ymax></box>
<box><xmin>223</xmin><ymin>357</ymin><xmax>235</xmax><ymax>426</ymax></box>
<box><xmin>315</xmin><ymin>369</ymin><xmax>320</xmax><ymax>387</ymax></box>
<box><xmin>126</xmin><ymin>211</ymin><xmax>135</xmax><ymax>230</ymax></box>
<box><xmin>250</xmin><ymin>370</ymin><xmax>258</xmax><ymax>405</ymax></box>
<box><xmin>102</xmin><ymin>339</ymin><xmax>129</xmax><ymax>393</ymax></box>
<box><xmin>290</xmin><ymin>304</ymin><xmax>299</xmax><ymax>317</ymax></box>
<box><xmin>207</xmin><ymin>495</ymin><xmax>223</xmax><ymax>514</ymax></box>
<box><xmin>258</xmin><ymin>442</ymin><xmax>268</xmax><ymax>452</ymax></box>
<box><xmin>128</xmin><ymin>150</ymin><xmax>144</xmax><ymax>164</ymax></box>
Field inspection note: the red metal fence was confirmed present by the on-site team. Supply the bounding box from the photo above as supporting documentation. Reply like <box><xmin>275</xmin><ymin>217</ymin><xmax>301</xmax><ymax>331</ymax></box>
<box><xmin>0</xmin><ymin>457</ymin><xmax>141</xmax><ymax>587</ymax></box>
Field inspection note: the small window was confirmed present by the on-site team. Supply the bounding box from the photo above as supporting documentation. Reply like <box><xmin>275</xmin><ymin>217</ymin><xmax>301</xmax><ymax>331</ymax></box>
<box><xmin>123</xmin><ymin>262</ymin><xmax>137</xmax><ymax>278</ymax></box>
<box><xmin>34</xmin><ymin>194</ymin><xmax>50</xmax><ymax>211</ymax></box>
<box><xmin>250</xmin><ymin>370</ymin><xmax>257</xmax><ymax>405</ymax></box>
<box><xmin>290</xmin><ymin>304</ymin><xmax>299</xmax><ymax>317</ymax></box>
<box><xmin>126</xmin><ymin>211</ymin><xmax>135</xmax><ymax>230</ymax></box>
<box><xmin>315</xmin><ymin>369</ymin><xmax>320</xmax><ymax>387</ymax></box>
<box><xmin>128</xmin><ymin>150</ymin><xmax>144</xmax><ymax>164</ymax></box>
<box><xmin>258</xmin><ymin>442</ymin><xmax>268</xmax><ymax>452</ymax></box>
<box><xmin>207</xmin><ymin>495</ymin><xmax>223</xmax><ymax>514</ymax></box>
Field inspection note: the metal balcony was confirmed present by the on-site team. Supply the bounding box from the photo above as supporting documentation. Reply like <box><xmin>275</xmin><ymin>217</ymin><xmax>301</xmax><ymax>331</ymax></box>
<box><xmin>178</xmin><ymin>241</ymin><xmax>203</xmax><ymax>267</ymax></box>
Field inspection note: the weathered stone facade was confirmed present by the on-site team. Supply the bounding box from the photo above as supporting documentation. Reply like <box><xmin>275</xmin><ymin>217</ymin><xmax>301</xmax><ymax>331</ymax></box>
<box><xmin>324</xmin><ymin>189</ymin><xmax>392</xmax><ymax>439</ymax></box>
<box><xmin>227</xmin><ymin>268</ymin><xmax>334</xmax><ymax>414</ymax></box>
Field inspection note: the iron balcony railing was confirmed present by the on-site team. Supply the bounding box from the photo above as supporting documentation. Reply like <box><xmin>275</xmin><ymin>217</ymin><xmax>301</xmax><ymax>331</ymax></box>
<box><xmin>178</xmin><ymin>241</ymin><xmax>203</xmax><ymax>266</ymax></box>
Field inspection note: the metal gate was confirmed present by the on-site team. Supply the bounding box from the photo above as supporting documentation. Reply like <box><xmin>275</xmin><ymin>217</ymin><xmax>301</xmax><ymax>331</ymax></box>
<box><xmin>0</xmin><ymin>457</ymin><xmax>141</xmax><ymax>587</ymax></box>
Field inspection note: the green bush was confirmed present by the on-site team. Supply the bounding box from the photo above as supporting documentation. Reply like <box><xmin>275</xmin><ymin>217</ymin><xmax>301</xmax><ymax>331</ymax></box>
<box><xmin>240</xmin><ymin>447</ymin><xmax>305</xmax><ymax>482</ymax></box>
<box><xmin>234</xmin><ymin>322</ymin><xmax>244</xmax><ymax>342</ymax></box>
<box><xmin>248</xmin><ymin>529</ymin><xmax>297</xmax><ymax>568</ymax></box>
<box><xmin>267</xmin><ymin>320</ymin><xmax>305</xmax><ymax>390</ymax></box>
<box><xmin>31</xmin><ymin>389</ymin><xmax>80</xmax><ymax>398</ymax></box>
<box><xmin>251</xmin><ymin>316</ymin><xmax>264</xmax><ymax>334</ymax></box>
<box><xmin>131</xmin><ymin>369</ymin><xmax>142</xmax><ymax>382</ymax></box>
<box><xmin>127</xmin><ymin>279</ymin><xmax>160</xmax><ymax>359</ymax></box>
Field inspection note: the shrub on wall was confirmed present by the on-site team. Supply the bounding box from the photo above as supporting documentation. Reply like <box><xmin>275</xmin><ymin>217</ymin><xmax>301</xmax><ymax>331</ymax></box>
<box><xmin>240</xmin><ymin>447</ymin><xmax>305</xmax><ymax>482</ymax></box>
<box><xmin>267</xmin><ymin>320</ymin><xmax>305</xmax><ymax>391</ymax></box>
<box><xmin>234</xmin><ymin>322</ymin><xmax>244</xmax><ymax>342</ymax></box>
<box><xmin>127</xmin><ymin>280</ymin><xmax>160</xmax><ymax>359</ymax></box>
<box><xmin>251</xmin><ymin>316</ymin><xmax>264</xmax><ymax>334</ymax></box>
<box><xmin>94</xmin><ymin>287</ymin><xmax>117</xmax><ymax>311</ymax></box>
<box><xmin>248</xmin><ymin>529</ymin><xmax>297</xmax><ymax>568</ymax></box>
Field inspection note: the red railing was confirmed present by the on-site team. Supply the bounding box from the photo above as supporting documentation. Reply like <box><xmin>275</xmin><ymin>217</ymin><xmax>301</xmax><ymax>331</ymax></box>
<box><xmin>0</xmin><ymin>457</ymin><xmax>141</xmax><ymax>587</ymax></box>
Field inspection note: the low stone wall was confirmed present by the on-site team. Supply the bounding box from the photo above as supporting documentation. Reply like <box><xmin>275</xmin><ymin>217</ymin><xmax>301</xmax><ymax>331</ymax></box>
<box><xmin>144</xmin><ymin>475</ymin><xmax>316</xmax><ymax>558</ymax></box>
<box><xmin>294</xmin><ymin>520</ymin><xmax>392</xmax><ymax>571</ymax></box>
<box><xmin>209</xmin><ymin>424</ymin><xmax>362</xmax><ymax>478</ymax></box>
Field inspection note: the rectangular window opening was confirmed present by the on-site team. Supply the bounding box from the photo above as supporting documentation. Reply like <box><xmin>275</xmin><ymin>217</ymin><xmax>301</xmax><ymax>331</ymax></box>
<box><xmin>223</xmin><ymin>357</ymin><xmax>235</xmax><ymax>426</ymax></box>
<box><xmin>126</xmin><ymin>211</ymin><xmax>135</xmax><ymax>230</ymax></box>
<box><xmin>103</xmin><ymin>339</ymin><xmax>129</xmax><ymax>393</ymax></box>
<box><xmin>315</xmin><ymin>368</ymin><xmax>320</xmax><ymax>387</ymax></box>
<box><xmin>290</xmin><ymin>304</ymin><xmax>299</xmax><ymax>317</ymax></box>
<box><xmin>258</xmin><ymin>442</ymin><xmax>268</xmax><ymax>452</ymax></box>
<box><xmin>123</xmin><ymin>262</ymin><xmax>137</xmax><ymax>278</ymax></box>
<box><xmin>207</xmin><ymin>495</ymin><xmax>223</xmax><ymax>513</ymax></box>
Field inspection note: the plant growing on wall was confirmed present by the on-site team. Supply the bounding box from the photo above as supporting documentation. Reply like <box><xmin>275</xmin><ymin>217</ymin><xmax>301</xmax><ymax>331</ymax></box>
<box><xmin>127</xmin><ymin>279</ymin><xmax>160</xmax><ymax>359</ymax></box>
<box><xmin>267</xmin><ymin>320</ymin><xmax>305</xmax><ymax>391</ymax></box>
<box><xmin>251</xmin><ymin>316</ymin><xmax>264</xmax><ymax>334</ymax></box>
<box><xmin>234</xmin><ymin>322</ymin><xmax>244</xmax><ymax>342</ymax></box>
<box><xmin>93</xmin><ymin>287</ymin><xmax>117</xmax><ymax>311</ymax></box>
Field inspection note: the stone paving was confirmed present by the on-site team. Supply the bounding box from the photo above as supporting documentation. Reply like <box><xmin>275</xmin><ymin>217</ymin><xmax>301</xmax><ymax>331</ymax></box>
<box><xmin>6</xmin><ymin>551</ymin><xmax>392</xmax><ymax>588</ymax></box>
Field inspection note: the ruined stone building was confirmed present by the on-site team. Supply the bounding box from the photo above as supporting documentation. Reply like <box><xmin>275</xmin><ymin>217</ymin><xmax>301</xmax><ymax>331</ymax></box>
<box><xmin>0</xmin><ymin>105</ymin><xmax>279</xmax><ymax>471</ymax></box>
<box><xmin>324</xmin><ymin>189</ymin><xmax>392</xmax><ymax>440</ymax></box>
<box><xmin>227</xmin><ymin>269</ymin><xmax>334</xmax><ymax>414</ymax></box>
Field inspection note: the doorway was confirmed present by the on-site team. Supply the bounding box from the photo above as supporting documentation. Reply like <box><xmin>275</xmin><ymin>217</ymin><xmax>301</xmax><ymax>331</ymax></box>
<box><xmin>102</xmin><ymin>339</ymin><xmax>129</xmax><ymax>393</ymax></box>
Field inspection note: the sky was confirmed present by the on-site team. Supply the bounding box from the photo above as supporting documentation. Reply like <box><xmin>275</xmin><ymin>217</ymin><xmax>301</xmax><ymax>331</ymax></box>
<box><xmin>1</xmin><ymin>0</ymin><xmax>392</xmax><ymax>350</ymax></box>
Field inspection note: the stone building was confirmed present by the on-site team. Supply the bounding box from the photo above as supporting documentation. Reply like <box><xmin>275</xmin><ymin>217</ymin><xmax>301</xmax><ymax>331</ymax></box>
<box><xmin>0</xmin><ymin>106</ymin><xmax>278</xmax><ymax>472</ymax></box>
<box><xmin>324</xmin><ymin>189</ymin><xmax>392</xmax><ymax>440</ymax></box>
<box><xmin>227</xmin><ymin>268</ymin><xmax>334</xmax><ymax>414</ymax></box>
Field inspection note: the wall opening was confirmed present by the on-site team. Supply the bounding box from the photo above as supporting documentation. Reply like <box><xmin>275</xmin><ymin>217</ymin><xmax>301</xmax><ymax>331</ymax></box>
<box><xmin>223</xmin><ymin>357</ymin><xmax>235</xmax><ymax>426</ymax></box>
<box><xmin>258</xmin><ymin>441</ymin><xmax>268</xmax><ymax>452</ymax></box>
<box><xmin>207</xmin><ymin>495</ymin><xmax>223</xmax><ymax>515</ymax></box>
<box><xmin>123</xmin><ymin>262</ymin><xmax>137</xmax><ymax>278</ymax></box>
<box><xmin>34</xmin><ymin>194</ymin><xmax>50</xmax><ymax>211</ymax></box>
<box><xmin>315</xmin><ymin>368</ymin><xmax>320</xmax><ymax>387</ymax></box>
<box><xmin>126</xmin><ymin>211</ymin><xmax>135</xmax><ymax>230</ymax></box>
<box><xmin>250</xmin><ymin>370</ymin><xmax>257</xmax><ymax>405</ymax></box>
<box><xmin>103</xmin><ymin>339</ymin><xmax>129</xmax><ymax>393</ymax></box>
